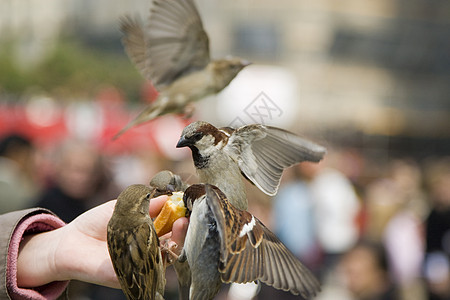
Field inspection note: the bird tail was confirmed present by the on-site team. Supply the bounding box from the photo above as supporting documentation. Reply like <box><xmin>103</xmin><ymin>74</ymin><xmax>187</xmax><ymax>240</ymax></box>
<box><xmin>112</xmin><ymin>104</ymin><xmax>163</xmax><ymax>140</ymax></box>
<box><xmin>112</xmin><ymin>121</ymin><xmax>136</xmax><ymax>140</ymax></box>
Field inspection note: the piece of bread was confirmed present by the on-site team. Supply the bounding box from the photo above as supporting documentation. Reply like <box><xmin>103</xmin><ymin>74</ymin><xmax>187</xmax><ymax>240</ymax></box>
<box><xmin>154</xmin><ymin>192</ymin><xmax>186</xmax><ymax>236</ymax></box>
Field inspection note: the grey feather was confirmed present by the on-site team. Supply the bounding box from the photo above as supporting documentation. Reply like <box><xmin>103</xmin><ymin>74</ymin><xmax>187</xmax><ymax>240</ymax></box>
<box><xmin>225</xmin><ymin>124</ymin><xmax>326</xmax><ymax>195</ymax></box>
<box><xmin>204</xmin><ymin>184</ymin><xmax>320</xmax><ymax>298</ymax></box>
<box><xmin>146</xmin><ymin>0</ymin><xmax>210</xmax><ymax>89</ymax></box>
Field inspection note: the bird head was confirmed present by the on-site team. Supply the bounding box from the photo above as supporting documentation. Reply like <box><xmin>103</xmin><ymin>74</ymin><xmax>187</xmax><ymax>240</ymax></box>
<box><xmin>176</xmin><ymin>121</ymin><xmax>229</xmax><ymax>167</ymax></box>
<box><xmin>210</xmin><ymin>57</ymin><xmax>251</xmax><ymax>89</ymax></box>
<box><xmin>115</xmin><ymin>184</ymin><xmax>153</xmax><ymax>216</ymax></box>
<box><xmin>182</xmin><ymin>184</ymin><xmax>207</xmax><ymax>217</ymax></box>
<box><xmin>149</xmin><ymin>170</ymin><xmax>186</xmax><ymax>196</ymax></box>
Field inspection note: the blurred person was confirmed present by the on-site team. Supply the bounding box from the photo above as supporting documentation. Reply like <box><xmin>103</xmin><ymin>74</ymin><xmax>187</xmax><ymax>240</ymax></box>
<box><xmin>364</xmin><ymin>177</ymin><xmax>400</xmax><ymax>242</ymax></box>
<box><xmin>382</xmin><ymin>160</ymin><xmax>427</xmax><ymax>300</ymax></box>
<box><xmin>423</xmin><ymin>157</ymin><xmax>450</xmax><ymax>300</ymax></box>
<box><xmin>34</xmin><ymin>139</ymin><xmax>118</xmax><ymax>223</ymax></box>
<box><xmin>273</xmin><ymin>166</ymin><xmax>321</xmax><ymax>269</ymax></box>
<box><xmin>33</xmin><ymin>139</ymin><xmax>122</xmax><ymax>299</ymax></box>
<box><xmin>304</xmin><ymin>150</ymin><xmax>361</xmax><ymax>276</ymax></box>
<box><xmin>0</xmin><ymin>134</ymin><xmax>38</xmax><ymax>214</ymax></box>
<box><xmin>337</xmin><ymin>241</ymin><xmax>396</xmax><ymax>300</ymax></box>
<box><xmin>251</xmin><ymin>167</ymin><xmax>320</xmax><ymax>300</ymax></box>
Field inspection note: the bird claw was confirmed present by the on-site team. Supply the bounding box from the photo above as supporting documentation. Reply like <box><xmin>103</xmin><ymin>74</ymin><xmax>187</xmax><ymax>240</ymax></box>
<box><xmin>160</xmin><ymin>239</ymin><xmax>179</xmax><ymax>264</ymax></box>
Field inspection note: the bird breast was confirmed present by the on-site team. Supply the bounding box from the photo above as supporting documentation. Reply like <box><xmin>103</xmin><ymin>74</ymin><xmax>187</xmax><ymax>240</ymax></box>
<box><xmin>197</xmin><ymin>152</ymin><xmax>247</xmax><ymax>210</ymax></box>
<box><xmin>163</xmin><ymin>69</ymin><xmax>216</xmax><ymax>106</ymax></box>
<box><xmin>184</xmin><ymin>198</ymin><xmax>220</xmax><ymax>264</ymax></box>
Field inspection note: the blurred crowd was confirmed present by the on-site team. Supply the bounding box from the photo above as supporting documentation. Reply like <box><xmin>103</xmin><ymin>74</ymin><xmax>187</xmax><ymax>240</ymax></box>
<box><xmin>266</xmin><ymin>150</ymin><xmax>450</xmax><ymax>300</ymax></box>
<box><xmin>0</xmin><ymin>132</ymin><xmax>449</xmax><ymax>300</ymax></box>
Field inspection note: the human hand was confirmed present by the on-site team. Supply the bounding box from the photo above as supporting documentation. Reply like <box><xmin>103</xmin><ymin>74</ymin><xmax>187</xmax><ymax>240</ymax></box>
<box><xmin>17</xmin><ymin>196</ymin><xmax>189</xmax><ymax>289</ymax></box>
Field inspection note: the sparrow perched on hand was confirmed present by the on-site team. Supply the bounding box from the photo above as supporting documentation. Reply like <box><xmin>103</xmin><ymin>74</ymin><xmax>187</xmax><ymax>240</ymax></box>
<box><xmin>113</xmin><ymin>0</ymin><xmax>250</xmax><ymax>139</ymax></box>
<box><xmin>107</xmin><ymin>184</ymin><xmax>165</xmax><ymax>300</ymax></box>
<box><xmin>149</xmin><ymin>170</ymin><xmax>191</xmax><ymax>300</ymax></box>
<box><xmin>176</xmin><ymin>121</ymin><xmax>327</xmax><ymax>210</ymax></box>
<box><xmin>180</xmin><ymin>184</ymin><xmax>320</xmax><ymax>300</ymax></box>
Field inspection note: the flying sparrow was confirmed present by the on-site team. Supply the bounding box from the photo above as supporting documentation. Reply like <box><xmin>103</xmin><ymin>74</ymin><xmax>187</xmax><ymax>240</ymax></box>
<box><xmin>113</xmin><ymin>0</ymin><xmax>250</xmax><ymax>139</ymax></box>
<box><xmin>180</xmin><ymin>183</ymin><xmax>321</xmax><ymax>300</ymax></box>
<box><xmin>176</xmin><ymin>121</ymin><xmax>326</xmax><ymax>210</ymax></box>
<box><xmin>107</xmin><ymin>184</ymin><xmax>165</xmax><ymax>300</ymax></box>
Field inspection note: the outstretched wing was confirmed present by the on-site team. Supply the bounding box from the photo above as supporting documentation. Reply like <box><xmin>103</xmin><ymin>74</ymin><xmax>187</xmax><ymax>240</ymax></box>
<box><xmin>120</xmin><ymin>16</ymin><xmax>151</xmax><ymax>80</ymax></box>
<box><xmin>204</xmin><ymin>184</ymin><xmax>320</xmax><ymax>298</ymax></box>
<box><xmin>146</xmin><ymin>0</ymin><xmax>210</xmax><ymax>88</ymax></box>
<box><xmin>120</xmin><ymin>0</ymin><xmax>210</xmax><ymax>89</ymax></box>
<box><xmin>224</xmin><ymin>124</ymin><xmax>326</xmax><ymax>196</ymax></box>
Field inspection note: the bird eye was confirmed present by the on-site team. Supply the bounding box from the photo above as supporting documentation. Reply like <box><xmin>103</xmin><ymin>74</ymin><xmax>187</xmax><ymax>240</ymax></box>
<box><xmin>146</xmin><ymin>193</ymin><xmax>151</xmax><ymax>199</ymax></box>
<box><xmin>192</xmin><ymin>132</ymin><xmax>203</xmax><ymax>141</ymax></box>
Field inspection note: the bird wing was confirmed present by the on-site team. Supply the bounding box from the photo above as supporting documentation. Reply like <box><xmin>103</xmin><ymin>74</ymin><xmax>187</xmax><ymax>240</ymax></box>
<box><xmin>145</xmin><ymin>0</ymin><xmax>210</xmax><ymax>89</ymax></box>
<box><xmin>204</xmin><ymin>185</ymin><xmax>320</xmax><ymax>298</ymax></box>
<box><xmin>110</xmin><ymin>222</ymin><xmax>164</xmax><ymax>300</ymax></box>
<box><xmin>120</xmin><ymin>16</ymin><xmax>151</xmax><ymax>80</ymax></box>
<box><xmin>204</xmin><ymin>185</ymin><xmax>264</xmax><ymax>280</ymax></box>
<box><xmin>224</xmin><ymin>124</ymin><xmax>327</xmax><ymax>196</ymax></box>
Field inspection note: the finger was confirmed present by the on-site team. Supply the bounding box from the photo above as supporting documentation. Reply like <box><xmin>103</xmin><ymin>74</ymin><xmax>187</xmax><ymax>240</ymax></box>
<box><xmin>149</xmin><ymin>195</ymin><xmax>168</xmax><ymax>218</ymax></box>
<box><xmin>171</xmin><ymin>217</ymin><xmax>189</xmax><ymax>249</ymax></box>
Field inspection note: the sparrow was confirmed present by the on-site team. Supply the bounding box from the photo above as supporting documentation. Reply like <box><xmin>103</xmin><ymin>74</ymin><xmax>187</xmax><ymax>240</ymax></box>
<box><xmin>113</xmin><ymin>0</ymin><xmax>250</xmax><ymax>139</ymax></box>
<box><xmin>180</xmin><ymin>184</ymin><xmax>321</xmax><ymax>300</ymax></box>
<box><xmin>150</xmin><ymin>170</ymin><xmax>189</xmax><ymax>195</ymax></box>
<box><xmin>176</xmin><ymin>121</ymin><xmax>327</xmax><ymax>210</ymax></box>
<box><xmin>107</xmin><ymin>184</ymin><xmax>165</xmax><ymax>300</ymax></box>
<box><xmin>149</xmin><ymin>170</ymin><xmax>191</xmax><ymax>300</ymax></box>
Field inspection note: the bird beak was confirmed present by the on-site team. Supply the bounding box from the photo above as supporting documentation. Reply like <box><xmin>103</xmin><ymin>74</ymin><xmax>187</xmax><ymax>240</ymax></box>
<box><xmin>176</xmin><ymin>136</ymin><xmax>189</xmax><ymax>148</ymax></box>
<box><xmin>167</xmin><ymin>184</ymin><xmax>176</xmax><ymax>193</ymax></box>
<box><xmin>153</xmin><ymin>188</ymin><xmax>173</xmax><ymax>198</ymax></box>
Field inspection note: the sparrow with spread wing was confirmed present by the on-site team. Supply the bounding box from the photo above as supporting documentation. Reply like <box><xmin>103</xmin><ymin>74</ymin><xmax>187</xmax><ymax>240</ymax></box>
<box><xmin>107</xmin><ymin>184</ymin><xmax>165</xmax><ymax>300</ymax></box>
<box><xmin>114</xmin><ymin>0</ymin><xmax>250</xmax><ymax>139</ymax></box>
<box><xmin>180</xmin><ymin>184</ymin><xmax>320</xmax><ymax>300</ymax></box>
<box><xmin>176</xmin><ymin>121</ymin><xmax>327</xmax><ymax>210</ymax></box>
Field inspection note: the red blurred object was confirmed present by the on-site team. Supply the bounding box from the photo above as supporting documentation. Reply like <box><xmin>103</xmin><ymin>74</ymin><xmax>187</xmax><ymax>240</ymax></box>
<box><xmin>1</xmin><ymin>88</ymin><xmax>166</xmax><ymax>155</ymax></box>
<box><xmin>0</xmin><ymin>103</ymin><xmax>67</xmax><ymax>149</ymax></box>
<box><xmin>0</xmin><ymin>81</ymin><xmax>196</xmax><ymax>158</ymax></box>
<box><xmin>141</xmin><ymin>81</ymin><xmax>159</xmax><ymax>104</ymax></box>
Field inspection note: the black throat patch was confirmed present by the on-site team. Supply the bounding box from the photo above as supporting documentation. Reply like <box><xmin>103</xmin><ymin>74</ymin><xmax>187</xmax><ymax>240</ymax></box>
<box><xmin>191</xmin><ymin>147</ymin><xmax>209</xmax><ymax>169</ymax></box>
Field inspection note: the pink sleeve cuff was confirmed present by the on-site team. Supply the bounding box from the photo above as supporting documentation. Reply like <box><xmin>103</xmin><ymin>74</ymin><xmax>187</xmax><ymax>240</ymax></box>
<box><xmin>7</xmin><ymin>213</ymin><xmax>69</xmax><ymax>300</ymax></box>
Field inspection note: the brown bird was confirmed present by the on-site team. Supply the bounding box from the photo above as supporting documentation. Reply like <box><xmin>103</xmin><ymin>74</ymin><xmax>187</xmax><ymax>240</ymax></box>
<box><xmin>107</xmin><ymin>184</ymin><xmax>165</xmax><ymax>300</ymax></box>
<box><xmin>113</xmin><ymin>0</ymin><xmax>250</xmax><ymax>139</ymax></box>
<box><xmin>176</xmin><ymin>121</ymin><xmax>327</xmax><ymax>210</ymax></box>
<box><xmin>180</xmin><ymin>184</ymin><xmax>321</xmax><ymax>300</ymax></box>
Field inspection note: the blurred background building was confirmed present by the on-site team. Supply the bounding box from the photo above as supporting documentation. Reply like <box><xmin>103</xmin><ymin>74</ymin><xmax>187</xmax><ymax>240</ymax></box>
<box><xmin>0</xmin><ymin>0</ymin><xmax>449</xmax><ymax>299</ymax></box>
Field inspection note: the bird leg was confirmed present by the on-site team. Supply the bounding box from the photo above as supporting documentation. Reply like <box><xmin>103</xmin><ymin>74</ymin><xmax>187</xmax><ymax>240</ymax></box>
<box><xmin>160</xmin><ymin>238</ymin><xmax>180</xmax><ymax>264</ymax></box>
